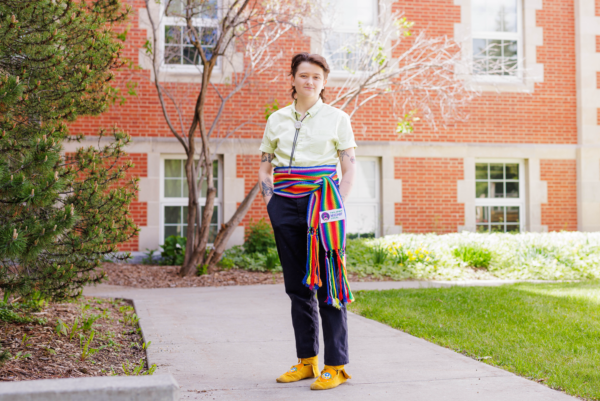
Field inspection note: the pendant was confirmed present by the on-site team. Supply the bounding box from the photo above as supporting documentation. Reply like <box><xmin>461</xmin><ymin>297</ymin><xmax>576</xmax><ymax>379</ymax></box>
<box><xmin>294</xmin><ymin>121</ymin><xmax>302</xmax><ymax>129</ymax></box>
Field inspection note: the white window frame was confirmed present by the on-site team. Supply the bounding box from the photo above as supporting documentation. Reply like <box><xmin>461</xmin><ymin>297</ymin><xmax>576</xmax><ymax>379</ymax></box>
<box><xmin>158</xmin><ymin>0</ymin><xmax>220</xmax><ymax>74</ymax></box>
<box><xmin>159</xmin><ymin>154</ymin><xmax>222</xmax><ymax>245</ymax></box>
<box><xmin>340</xmin><ymin>156</ymin><xmax>381</xmax><ymax>238</ymax></box>
<box><xmin>321</xmin><ymin>0</ymin><xmax>379</xmax><ymax>77</ymax></box>
<box><xmin>474</xmin><ymin>158</ymin><xmax>525</xmax><ymax>232</ymax></box>
<box><xmin>470</xmin><ymin>0</ymin><xmax>524</xmax><ymax>83</ymax></box>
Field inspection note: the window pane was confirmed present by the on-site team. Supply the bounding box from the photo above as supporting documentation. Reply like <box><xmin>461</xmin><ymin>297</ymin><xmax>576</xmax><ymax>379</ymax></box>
<box><xmin>208</xmin><ymin>225</ymin><xmax>217</xmax><ymax>243</ymax></box>
<box><xmin>491</xmin><ymin>206</ymin><xmax>504</xmax><ymax>223</ymax></box>
<box><xmin>165</xmin><ymin>225</ymin><xmax>180</xmax><ymax>238</ymax></box>
<box><xmin>505</xmin><ymin>182</ymin><xmax>519</xmax><ymax>198</ymax></box>
<box><xmin>492</xmin><ymin>182</ymin><xmax>504</xmax><ymax>198</ymax></box>
<box><xmin>476</xmin><ymin>206</ymin><xmax>489</xmax><ymax>223</ymax></box>
<box><xmin>490</xmin><ymin>164</ymin><xmax>503</xmax><ymax>179</ymax></box>
<box><xmin>165</xmin><ymin>159</ymin><xmax>182</xmax><ymax>177</ymax></box>
<box><xmin>491</xmin><ymin>224</ymin><xmax>504</xmax><ymax>233</ymax></box>
<box><xmin>489</xmin><ymin>39</ymin><xmax>502</xmax><ymax>58</ymax></box>
<box><xmin>323</xmin><ymin>0</ymin><xmax>376</xmax><ymax>31</ymax></box>
<box><xmin>183</xmin><ymin>46</ymin><xmax>199</xmax><ymax>65</ymax></box>
<box><xmin>166</xmin><ymin>0</ymin><xmax>217</xmax><ymax>17</ymax></box>
<box><xmin>504</xmin><ymin>40</ymin><xmax>518</xmax><ymax>58</ymax></box>
<box><xmin>324</xmin><ymin>32</ymin><xmax>363</xmax><ymax>71</ymax></box>
<box><xmin>165</xmin><ymin>206</ymin><xmax>182</xmax><ymax>224</ymax></box>
<box><xmin>476</xmin><ymin>182</ymin><xmax>488</xmax><ymax>198</ymax></box>
<box><xmin>476</xmin><ymin>224</ymin><xmax>489</xmax><ymax>233</ymax></box>
<box><xmin>506</xmin><ymin>206</ymin><xmax>519</xmax><ymax>223</ymax></box>
<box><xmin>475</xmin><ymin>163</ymin><xmax>488</xmax><ymax>179</ymax></box>
<box><xmin>473</xmin><ymin>39</ymin><xmax>487</xmax><ymax>58</ymax></box>
<box><xmin>165</xmin><ymin>46</ymin><xmax>182</xmax><ymax>65</ymax></box>
<box><xmin>165</xmin><ymin>179</ymin><xmax>183</xmax><ymax>198</ymax></box>
<box><xmin>506</xmin><ymin>224</ymin><xmax>520</xmax><ymax>233</ymax></box>
<box><xmin>505</xmin><ymin>163</ymin><xmax>519</xmax><ymax>179</ymax></box>
<box><xmin>165</xmin><ymin>26</ymin><xmax>181</xmax><ymax>45</ymax></box>
<box><xmin>472</xmin><ymin>0</ymin><xmax>517</xmax><ymax>33</ymax></box>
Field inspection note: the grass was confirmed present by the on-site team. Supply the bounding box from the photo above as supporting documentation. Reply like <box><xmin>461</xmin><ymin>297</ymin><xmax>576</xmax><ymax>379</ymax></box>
<box><xmin>348</xmin><ymin>281</ymin><xmax>600</xmax><ymax>400</ymax></box>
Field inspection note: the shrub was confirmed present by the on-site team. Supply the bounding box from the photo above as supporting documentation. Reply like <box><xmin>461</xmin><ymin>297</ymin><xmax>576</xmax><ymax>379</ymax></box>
<box><xmin>0</xmin><ymin>0</ymin><xmax>135</xmax><ymax>302</ymax></box>
<box><xmin>453</xmin><ymin>245</ymin><xmax>492</xmax><ymax>269</ymax></box>
<box><xmin>196</xmin><ymin>264</ymin><xmax>208</xmax><ymax>276</ymax></box>
<box><xmin>371</xmin><ymin>244</ymin><xmax>389</xmax><ymax>265</ymax></box>
<box><xmin>265</xmin><ymin>248</ymin><xmax>281</xmax><ymax>271</ymax></box>
<box><xmin>160</xmin><ymin>236</ymin><xmax>186</xmax><ymax>266</ymax></box>
<box><xmin>220</xmin><ymin>245</ymin><xmax>282</xmax><ymax>272</ymax></box>
<box><xmin>244</xmin><ymin>219</ymin><xmax>276</xmax><ymax>254</ymax></box>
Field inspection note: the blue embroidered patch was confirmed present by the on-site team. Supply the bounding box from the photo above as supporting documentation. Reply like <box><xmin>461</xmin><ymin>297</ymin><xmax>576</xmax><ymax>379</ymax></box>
<box><xmin>322</xmin><ymin>372</ymin><xmax>332</xmax><ymax>379</ymax></box>
<box><xmin>290</xmin><ymin>367</ymin><xmax>297</xmax><ymax>372</ymax></box>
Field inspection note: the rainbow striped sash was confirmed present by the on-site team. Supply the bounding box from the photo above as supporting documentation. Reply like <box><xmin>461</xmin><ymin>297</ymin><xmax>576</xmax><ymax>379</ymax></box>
<box><xmin>273</xmin><ymin>165</ymin><xmax>354</xmax><ymax>309</ymax></box>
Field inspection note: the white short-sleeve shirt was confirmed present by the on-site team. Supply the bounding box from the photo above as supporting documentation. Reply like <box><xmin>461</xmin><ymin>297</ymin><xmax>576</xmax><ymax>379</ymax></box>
<box><xmin>259</xmin><ymin>98</ymin><xmax>358</xmax><ymax>167</ymax></box>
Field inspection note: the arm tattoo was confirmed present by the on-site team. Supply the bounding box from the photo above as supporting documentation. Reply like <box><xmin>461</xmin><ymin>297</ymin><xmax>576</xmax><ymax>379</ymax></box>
<box><xmin>338</xmin><ymin>150</ymin><xmax>356</xmax><ymax>164</ymax></box>
<box><xmin>339</xmin><ymin>150</ymin><xmax>349</xmax><ymax>162</ymax></box>
<box><xmin>261</xmin><ymin>152</ymin><xmax>274</xmax><ymax>163</ymax></box>
<box><xmin>261</xmin><ymin>180</ymin><xmax>274</xmax><ymax>198</ymax></box>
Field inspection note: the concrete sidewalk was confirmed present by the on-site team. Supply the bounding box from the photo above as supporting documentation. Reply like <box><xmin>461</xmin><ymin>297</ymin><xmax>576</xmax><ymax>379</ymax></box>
<box><xmin>84</xmin><ymin>281</ymin><xmax>578</xmax><ymax>400</ymax></box>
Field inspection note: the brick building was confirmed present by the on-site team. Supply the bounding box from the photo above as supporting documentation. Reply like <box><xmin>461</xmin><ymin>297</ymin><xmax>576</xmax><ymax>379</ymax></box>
<box><xmin>65</xmin><ymin>0</ymin><xmax>600</xmax><ymax>256</ymax></box>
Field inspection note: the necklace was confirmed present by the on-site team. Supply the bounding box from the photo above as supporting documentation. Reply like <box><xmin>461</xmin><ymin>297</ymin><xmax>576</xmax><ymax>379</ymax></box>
<box><xmin>288</xmin><ymin>112</ymin><xmax>308</xmax><ymax>173</ymax></box>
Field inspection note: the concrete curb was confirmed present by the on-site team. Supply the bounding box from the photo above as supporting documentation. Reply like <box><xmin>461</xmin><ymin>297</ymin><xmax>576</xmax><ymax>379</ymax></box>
<box><xmin>0</xmin><ymin>374</ymin><xmax>179</xmax><ymax>401</ymax></box>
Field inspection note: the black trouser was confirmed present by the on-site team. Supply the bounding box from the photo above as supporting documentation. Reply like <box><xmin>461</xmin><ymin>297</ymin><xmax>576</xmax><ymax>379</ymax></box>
<box><xmin>267</xmin><ymin>194</ymin><xmax>349</xmax><ymax>366</ymax></box>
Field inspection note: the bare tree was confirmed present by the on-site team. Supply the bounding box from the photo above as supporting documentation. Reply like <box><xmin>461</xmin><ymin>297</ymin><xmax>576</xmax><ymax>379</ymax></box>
<box><xmin>321</xmin><ymin>1</ymin><xmax>524</xmax><ymax>133</ymax></box>
<box><xmin>142</xmin><ymin>0</ymin><xmax>313</xmax><ymax>276</ymax></box>
<box><xmin>140</xmin><ymin>0</ymin><xmax>517</xmax><ymax>276</ymax></box>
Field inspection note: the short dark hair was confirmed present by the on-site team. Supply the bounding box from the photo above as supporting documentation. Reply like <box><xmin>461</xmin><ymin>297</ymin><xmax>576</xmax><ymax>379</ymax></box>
<box><xmin>289</xmin><ymin>53</ymin><xmax>330</xmax><ymax>102</ymax></box>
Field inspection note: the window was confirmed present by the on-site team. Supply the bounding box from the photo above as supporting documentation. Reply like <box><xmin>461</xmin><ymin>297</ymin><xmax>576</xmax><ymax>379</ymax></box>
<box><xmin>322</xmin><ymin>0</ymin><xmax>378</xmax><ymax>72</ymax></box>
<box><xmin>162</xmin><ymin>0</ymin><xmax>218</xmax><ymax>67</ymax></box>
<box><xmin>160</xmin><ymin>157</ymin><xmax>221</xmax><ymax>243</ymax></box>
<box><xmin>475</xmin><ymin>161</ymin><xmax>524</xmax><ymax>233</ymax></box>
<box><xmin>471</xmin><ymin>0</ymin><xmax>522</xmax><ymax>77</ymax></box>
<box><xmin>343</xmin><ymin>157</ymin><xmax>380</xmax><ymax>238</ymax></box>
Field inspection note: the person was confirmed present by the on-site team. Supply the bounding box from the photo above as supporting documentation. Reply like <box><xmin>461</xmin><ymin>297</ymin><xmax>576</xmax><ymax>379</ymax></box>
<box><xmin>257</xmin><ymin>52</ymin><xmax>357</xmax><ymax>391</ymax></box>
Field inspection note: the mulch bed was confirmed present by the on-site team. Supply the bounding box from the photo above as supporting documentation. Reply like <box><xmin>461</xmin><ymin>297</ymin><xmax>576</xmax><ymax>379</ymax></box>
<box><xmin>100</xmin><ymin>262</ymin><xmax>393</xmax><ymax>289</ymax></box>
<box><xmin>0</xmin><ymin>297</ymin><xmax>150</xmax><ymax>382</ymax></box>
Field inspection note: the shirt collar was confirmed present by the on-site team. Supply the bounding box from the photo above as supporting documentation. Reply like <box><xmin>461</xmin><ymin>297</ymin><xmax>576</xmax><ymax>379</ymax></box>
<box><xmin>291</xmin><ymin>97</ymin><xmax>324</xmax><ymax>119</ymax></box>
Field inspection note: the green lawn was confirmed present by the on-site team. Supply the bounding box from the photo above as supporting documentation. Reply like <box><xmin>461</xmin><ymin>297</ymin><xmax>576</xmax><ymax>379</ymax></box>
<box><xmin>348</xmin><ymin>281</ymin><xmax>600</xmax><ymax>400</ymax></box>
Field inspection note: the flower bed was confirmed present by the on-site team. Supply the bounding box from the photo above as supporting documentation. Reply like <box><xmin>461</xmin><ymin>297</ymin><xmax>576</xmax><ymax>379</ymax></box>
<box><xmin>346</xmin><ymin>232</ymin><xmax>600</xmax><ymax>281</ymax></box>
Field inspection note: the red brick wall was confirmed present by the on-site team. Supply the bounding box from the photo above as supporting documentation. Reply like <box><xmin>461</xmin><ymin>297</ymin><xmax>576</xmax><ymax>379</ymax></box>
<box><xmin>116</xmin><ymin>153</ymin><xmax>148</xmax><ymax>251</ymax></box>
<box><xmin>394</xmin><ymin>157</ymin><xmax>464</xmax><ymax>233</ymax></box>
<box><xmin>236</xmin><ymin>155</ymin><xmax>269</xmax><ymax>236</ymax></box>
<box><xmin>69</xmin><ymin>0</ymin><xmax>578</xmax><ymax>146</ymax></box>
<box><xmin>540</xmin><ymin>159</ymin><xmax>577</xmax><ymax>232</ymax></box>
<box><xmin>350</xmin><ymin>0</ymin><xmax>578</xmax><ymax>144</ymax></box>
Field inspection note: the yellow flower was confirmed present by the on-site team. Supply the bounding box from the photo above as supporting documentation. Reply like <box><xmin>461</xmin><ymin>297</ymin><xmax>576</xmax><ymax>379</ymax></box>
<box><xmin>410</xmin><ymin>256</ymin><xmax>416</xmax><ymax>261</ymax></box>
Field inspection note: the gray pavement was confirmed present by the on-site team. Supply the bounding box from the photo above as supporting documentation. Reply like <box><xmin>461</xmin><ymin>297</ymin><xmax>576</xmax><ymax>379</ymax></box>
<box><xmin>84</xmin><ymin>281</ymin><xmax>578</xmax><ymax>401</ymax></box>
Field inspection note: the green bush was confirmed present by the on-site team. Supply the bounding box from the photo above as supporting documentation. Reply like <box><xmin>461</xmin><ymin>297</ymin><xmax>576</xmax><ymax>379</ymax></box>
<box><xmin>265</xmin><ymin>248</ymin><xmax>281</xmax><ymax>271</ymax></box>
<box><xmin>220</xmin><ymin>245</ymin><xmax>282</xmax><ymax>272</ymax></box>
<box><xmin>453</xmin><ymin>245</ymin><xmax>492</xmax><ymax>269</ymax></box>
<box><xmin>244</xmin><ymin>219</ymin><xmax>276</xmax><ymax>254</ymax></box>
<box><xmin>196</xmin><ymin>264</ymin><xmax>208</xmax><ymax>276</ymax></box>
<box><xmin>371</xmin><ymin>244</ymin><xmax>389</xmax><ymax>265</ymax></box>
<box><xmin>160</xmin><ymin>236</ymin><xmax>187</xmax><ymax>266</ymax></box>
